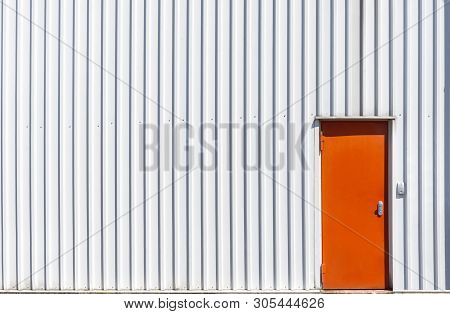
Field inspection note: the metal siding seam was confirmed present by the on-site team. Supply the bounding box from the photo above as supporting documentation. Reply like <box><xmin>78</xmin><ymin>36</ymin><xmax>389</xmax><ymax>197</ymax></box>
<box><xmin>345</xmin><ymin>0</ymin><xmax>349</xmax><ymax>115</ymax></box>
<box><xmin>171</xmin><ymin>0</ymin><xmax>175</xmax><ymax>289</ymax></box>
<box><xmin>213</xmin><ymin>0</ymin><xmax>218</xmax><ymax>290</ymax></box>
<box><xmin>29</xmin><ymin>0</ymin><xmax>34</xmax><ymax>290</ymax></box>
<box><xmin>14</xmin><ymin>0</ymin><xmax>19</xmax><ymax>290</ymax></box>
<box><xmin>159</xmin><ymin>0</ymin><xmax>174</xmax><ymax>289</ymax></box>
<box><xmin>187</xmin><ymin>0</ymin><xmax>201</xmax><ymax>290</ymax></box>
<box><xmin>274</xmin><ymin>0</ymin><xmax>289</xmax><ymax>290</ymax></box>
<box><xmin>375</xmin><ymin>0</ymin><xmax>379</xmax><ymax>115</ymax></box>
<box><xmin>329</xmin><ymin>0</ymin><xmax>336</xmax><ymax>116</ymax></box>
<box><xmin>57</xmin><ymin>0</ymin><xmax>61</xmax><ymax>291</ymax></box>
<box><xmin>203</xmin><ymin>0</ymin><xmax>218</xmax><ymax>289</ymax></box>
<box><xmin>0</xmin><ymin>0</ymin><xmax>3</xmax><ymax>291</ymax></box>
<box><xmin>346</xmin><ymin>0</ymin><xmax>361</xmax><ymax>115</ymax></box>
<box><xmin>142</xmin><ymin>0</ymin><xmax>147</xmax><ymax>291</ymax></box>
<box><xmin>2</xmin><ymin>0</ymin><xmax>18</xmax><ymax>290</ymax></box>
<box><xmin>73</xmin><ymin>0</ymin><xmax>87</xmax><ymax>290</ymax></box>
<box><xmin>377</xmin><ymin>0</ymin><xmax>390</xmax><ymax>116</ymax></box>
<box><xmin>157</xmin><ymin>0</ymin><xmax>161</xmax><ymax>290</ymax></box>
<box><xmin>271</xmin><ymin>0</ymin><xmax>276</xmax><ymax>290</ymax></box>
<box><xmin>402</xmin><ymin>0</ymin><xmax>409</xmax><ymax>290</ymax></box>
<box><xmin>389</xmin><ymin>0</ymin><xmax>393</xmax><ymax>116</ymax></box>
<box><xmin>217</xmin><ymin>0</ymin><xmax>232</xmax><ymax>290</ymax></box>
<box><xmin>286</xmin><ymin>0</ymin><xmax>291</xmax><ymax>290</ymax></box>
<box><xmin>72</xmin><ymin>0</ymin><xmax>76</xmax><ymax>290</ymax></box>
<box><xmin>289</xmin><ymin>0</ymin><xmax>304</xmax><ymax>290</ymax></box>
<box><xmin>230</xmin><ymin>0</ymin><xmax>245</xmax><ymax>290</ymax></box>
<box><xmin>170</xmin><ymin>0</ymin><xmax>175</xmax><ymax>291</ymax></box>
<box><xmin>173</xmin><ymin>0</ymin><xmax>178</xmax><ymax>290</ymax></box>
<box><xmin>257</xmin><ymin>0</ymin><xmax>262</xmax><ymax>290</ymax></box>
<box><xmin>130</xmin><ymin>0</ymin><xmax>146</xmax><ymax>290</ymax></box>
<box><xmin>126</xmin><ymin>1</ymin><xmax>134</xmax><ymax>290</ymax></box>
<box><xmin>391</xmin><ymin>0</ymin><xmax>406</xmax><ymax>290</ymax></box>
<box><xmin>17</xmin><ymin>0</ymin><xmax>32</xmax><ymax>290</ymax></box>
<box><xmin>445</xmin><ymin>0</ymin><xmax>450</xmax><ymax>289</ymax></box>
<box><xmin>310</xmin><ymin>0</ymin><xmax>318</xmax><ymax>289</ymax></box>
<box><xmin>144</xmin><ymin>0</ymin><xmax>156</xmax><ymax>290</ymax></box>
<box><xmin>185</xmin><ymin>0</ymin><xmax>190</xmax><ymax>290</ymax></box>
<box><xmin>420</xmin><ymin>0</ymin><xmax>435</xmax><ymax>290</ymax></box>
<box><xmin>243</xmin><ymin>0</ymin><xmax>247</xmax><ymax>289</ymax></box>
<box><xmin>229</xmin><ymin>0</ymin><xmax>233</xmax><ymax>290</ymax></box>
<box><xmin>59</xmin><ymin>0</ymin><xmax>67</xmax><ymax>290</ymax></box>
<box><xmin>31</xmin><ymin>0</ymin><xmax>46</xmax><ymax>290</ymax></box>
<box><xmin>433</xmin><ymin>0</ymin><xmax>438</xmax><ymax>289</ymax></box>
<box><xmin>300</xmin><ymin>0</ymin><xmax>305</xmax><ymax>289</ymax></box>
<box><xmin>434</xmin><ymin>0</ymin><xmax>445</xmax><ymax>290</ymax></box>
<box><xmin>130</xmin><ymin>0</ymin><xmax>135</xmax><ymax>290</ymax></box>
<box><xmin>259</xmin><ymin>0</ymin><xmax>275</xmax><ymax>290</ymax></box>
<box><xmin>60</xmin><ymin>0</ymin><xmax>75</xmax><ymax>290</ymax></box>
<box><xmin>446</xmin><ymin>0</ymin><xmax>450</xmax><ymax>287</ymax></box>
<box><xmin>317</xmin><ymin>0</ymin><xmax>331</xmax><ymax>116</ymax></box>
<box><xmin>200</xmin><ymin>0</ymin><xmax>204</xmax><ymax>290</ymax></box>
<box><xmin>114</xmin><ymin>0</ymin><xmax>119</xmax><ymax>290</ymax></box>
<box><xmin>85</xmin><ymin>0</ymin><xmax>90</xmax><ymax>290</ymax></box>
<box><xmin>15</xmin><ymin>0</ymin><xmax>21</xmax><ymax>290</ymax></box>
<box><xmin>203</xmin><ymin>0</ymin><xmax>218</xmax><ymax>290</ymax></box>
<box><xmin>100</xmin><ymin>0</ymin><xmax>104</xmax><ymax>291</ymax></box>
<box><xmin>313</xmin><ymin>2</ymin><xmax>323</xmax><ymax>287</ymax></box>
<box><xmin>362</xmin><ymin>0</ymin><xmax>376</xmax><ymax>116</ymax></box>
<box><xmin>303</xmin><ymin>0</ymin><xmax>316</xmax><ymax>290</ymax></box>
<box><xmin>271</xmin><ymin>0</ymin><xmax>279</xmax><ymax>290</ymax></box>
<box><xmin>116</xmin><ymin>0</ymin><xmax>131</xmax><ymax>289</ymax></box>
<box><xmin>214</xmin><ymin>0</ymin><xmax>219</xmax><ymax>292</ymax></box>
<box><xmin>102</xmin><ymin>0</ymin><xmax>117</xmax><ymax>290</ymax></box>
<box><xmin>242</xmin><ymin>0</ymin><xmax>250</xmax><ymax>290</ymax></box>
<box><xmin>432</xmin><ymin>0</ymin><xmax>439</xmax><ymax>289</ymax></box>
<box><xmin>405</xmin><ymin>0</ymin><xmax>421</xmax><ymax>290</ymax></box>
<box><xmin>246</xmin><ymin>0</ymin><xmax>260</xmax><ymax>290</ymax></box>
<box><xmin>418</xmin><ymin>0</ymin><xmax>424</xmax><ymax>290</ymax></box>
<box><xmin>332</xmin><ymin>0</ymin><xmax>347</xmax><ymax>116</ymax></box>
<box><xmin>173</xmin><ymin>0</ymin><xmax>189</xmax><ymax>290</ymax></box>
<box><xmin>279</xmin><ymin>0</ymin><xmax>291</xmax><ymax>289</ymax></box>
<box><xmin>143</xmin><ymin>0</ymin><xmax>148</xmax><ymax>289</ymax></box>
<box><xmin>229</xmin><ymin>0</ymin><xmax>233</xmax><ymax>291</ymax></box>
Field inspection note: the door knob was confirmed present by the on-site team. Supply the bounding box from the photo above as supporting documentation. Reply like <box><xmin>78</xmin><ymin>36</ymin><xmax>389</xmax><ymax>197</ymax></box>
<box><xmin>377</xmin><ymin>201</ymin><xmax>384</xmax><ymax>217</ymax></box>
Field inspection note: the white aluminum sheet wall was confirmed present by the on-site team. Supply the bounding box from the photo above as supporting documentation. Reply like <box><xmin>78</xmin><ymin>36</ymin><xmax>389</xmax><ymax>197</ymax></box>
<box><xmin>0</xmin><ymin>0</ymin><xmax>447</xmax><ymax>291</ymax></box>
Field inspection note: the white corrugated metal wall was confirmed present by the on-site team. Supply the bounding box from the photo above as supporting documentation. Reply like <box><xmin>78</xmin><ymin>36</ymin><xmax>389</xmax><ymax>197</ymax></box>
<box><xmin>0</xmin><ymin>0</ymin><xmax>447</xmax><ymax>291</ymax></box>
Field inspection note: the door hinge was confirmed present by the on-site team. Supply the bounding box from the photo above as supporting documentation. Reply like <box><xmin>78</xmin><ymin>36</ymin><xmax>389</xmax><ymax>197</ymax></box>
<box><xmin>320</xmin><ymin>264</ymin><xmax>326</xmax><ymax>284</ymax></box>
<box><xmin>320</xmin><ymin>132</ymin><xmax>325</xmax><ymax>153</ymax></box>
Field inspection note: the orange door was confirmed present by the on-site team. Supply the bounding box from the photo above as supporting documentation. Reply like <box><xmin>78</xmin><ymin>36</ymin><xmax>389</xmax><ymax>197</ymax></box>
<box><xmin>321</xmin><ymin>121</ymin><xmax>389</xmax><ymax>290</ymax></box>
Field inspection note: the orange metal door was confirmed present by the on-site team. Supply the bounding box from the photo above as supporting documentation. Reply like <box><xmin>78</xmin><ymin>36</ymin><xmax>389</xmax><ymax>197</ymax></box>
<box><xmin>321</xmin><ymin>121</ymin><xmax>389</xmax><ymax>290</ymax></box>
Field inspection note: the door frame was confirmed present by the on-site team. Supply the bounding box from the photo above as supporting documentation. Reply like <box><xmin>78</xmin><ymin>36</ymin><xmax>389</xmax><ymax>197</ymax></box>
<box><xmin>314</xmin><ymin>116</ymin><xmax>396</xmax><ymax>290</ymax></box>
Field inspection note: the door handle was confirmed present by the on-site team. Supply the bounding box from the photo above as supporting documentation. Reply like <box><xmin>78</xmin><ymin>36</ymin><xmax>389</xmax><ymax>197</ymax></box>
<box><xmin>377</xmin><ymin>201</ymin><xmax>384</xmax><ymax>217</ymax></box>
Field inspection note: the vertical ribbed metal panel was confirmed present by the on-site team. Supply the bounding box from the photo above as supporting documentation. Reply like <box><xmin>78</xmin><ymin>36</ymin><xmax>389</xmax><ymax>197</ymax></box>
<box><xmin>0</xmin><ymin>0</ymin><xmax>447</xmax><ymax>291</ymax></box>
